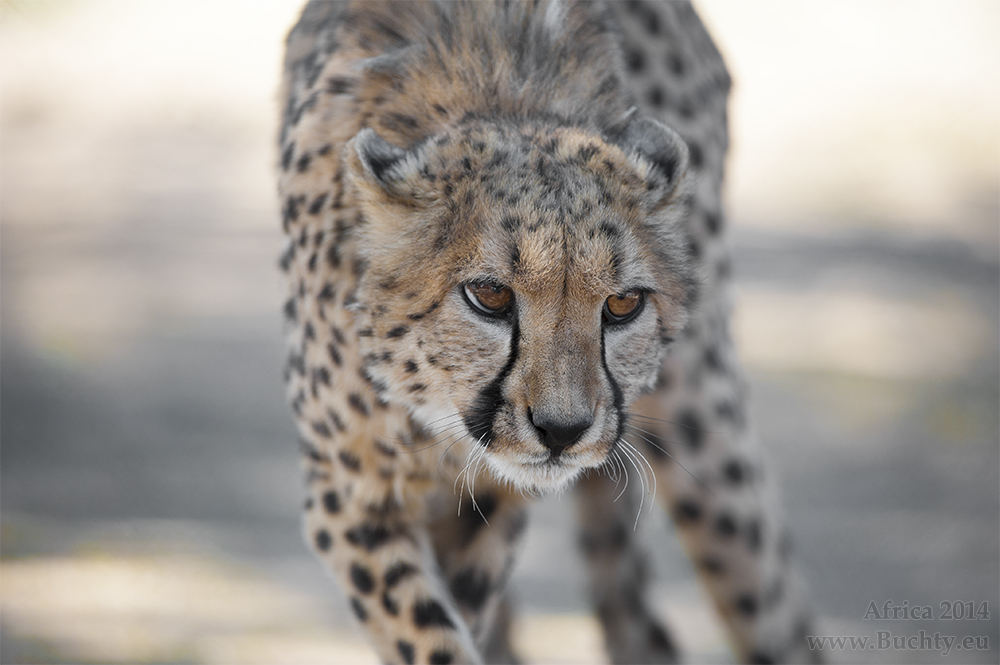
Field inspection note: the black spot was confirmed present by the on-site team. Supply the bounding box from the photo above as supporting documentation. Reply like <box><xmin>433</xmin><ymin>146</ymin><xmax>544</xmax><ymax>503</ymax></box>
<box><xmin>450</xmin><ymin>568</ymin><xmax>490</xmax><ymax>611</ymax></box>
<box><xmin>642</xmin><ymin>5</ymin><xmax>661</xmax><ymax>34</ymax></box>
<box><xmin>281</xmin><ymin>142</ymin><xmax>295</xmax><ymax>171</ymax></box>
<box><xmin>722</xmin><ymin>459</ymin><xmax>746</xmax><ymax>485</ymax></box>
<box><xmin>430</xmin><ymin>651</ymin><xmax>454</xmax><ymax>665</ymax></box>
<box><xmin>715</xmin><ymin>512</ymin><xmax>737</xmax><ymax>537</ymax></box>
<box><xmin>327</xmin><ymin>76</ymin><xmax>354</xmax><ymax>94</ymax></box>
<box><xmin>313</xmin><ymin>366</ymin><xmax>331</xmax><ymax>389</ymax></box>
<box><xmin>705</xmin><ymin>210</ymin><xmax>723</xmax><ymax>235</ymax></box>
<box><xmin>413</xmin><ymin>599</ymin><xmax>455</xmax><ymax>628</ymax></box>
<box><xmin>433</xmin><ymin>104</ymin><xmax>448</xmax><ymax>116</ymax></box>
<box><xmin>703</xmin><ymin>346</ymin><xmax>724</xmax><ymax>371</ymax></box>
<box><xmin>311</xmin><ymin>421</ymin><xmax>332</xmax><ymax>439</ymax></box>
<box><xmin>318</xmin><ymin>283</ymin><xmax>336</xmax><ymax>302</ymax></box>
<box><xmin>386</xmin><ymin>325</ymin><xmax>409</xmax><ymax>339</ymax></box>
<box><xmin>299</xmin><ymin>437</ymin><xmax>329</xmax><ymax>463</ymax></box>
<box><xmin>349</xmin><ymin>563</ymin><xmax>375</xmax><ymax>594</ymax></box>
<box><xmin>283</xmin><ymin>297</ymin><xmax>297</xmax><ymax>322</ymax></box>
<box><xmin>674</xmin><ymin>499</ymin><xmax>702</xmax><ymax>525</ymax></box>
<box><xmin>327</xmin><ymin>408</ymin><xmax>347</xmax><ymax>432</ymax></box>
<box><xmin>667</xmin><ymin>52</ymin><xmax>685</xmax><ymax>76</ymax></box>
<box><xmin>397</xmin><ymin>640</ymin><xmax>415</xmax><ymax>665</ymax></box>
<box><xmin>317</xmin><ymin>144</ymin><xmax>332</xmax><ymax>156</ymax></box>
<box><xmin>648</xmin><ymin>623</ymin><xmax>676</xmax><ymax>654</ymax></box>
<box><xmin>577</xmin><ymin>144</ymin><xmax>599</xmax><ymax>162</ymax></box>
<box><xmin>578</xmin><ymin>522</ymin><xmax>627</xmax><ymax>557</ymax></box>
<box><xmin>676</xmin><ymin>410</ymin><xmax>703</xmax><ymax>450</ymax></box>
<box><xmin>407</xmin><ymin>383</ymin><xmax>426</xmax><ymax>393</ymax></box>
<box><xmin>384</xmin><ymin>561</ymin><xmax>418</xmax><ymax>588</ymax></box>
<box><xmin>322</xmin><ymin>491</ymin><xmax>341</xmax><ymax>514</ymax></box>
<box><xmin>338</xmin><ymin>450</ymin><xmax>361</xmax><ymax>472</ymax></box>
<box><xmin>687</xmin><ymin>237</ymin><xmax>701</xmax><ymax>259</ymax></box>
<box><xmin>287</xmin><ymin>352</ymin><xmax>306</xmax><ymax>376</ymax></box>
<box><xmin>315</xmin><ymin>529</ymin><xmax>332</xmax><ymax>551</ymax></box>
<box><xmin>325</xmin><ymin>243</ymin><xmax>341</xmax><ymax>269</ymax></box>
<box><xmin>350</xmin><ymin>596</ymin><xmax>367</xmax><ymax>621</ymax></box>
<box><xmin>687</xmin><ymin>141</ymin><xmax>703</xmax><ymax>169</ymax></box>
<box><xmin>374</xmin><ymin>439</ymin><xmax>397</xmax><ymax>458</ymax></box>
<box><xmin>347</xmin><ymin>393</ymin><xmax>370</xmax><ymax>417</ymax></box>
<box><xmin>625</xmin><ymin>48</ymin><xmax>645</xmax><ymax>72</ymax></box>
<box><xmin>458</xmin><ymin>493</ymin><xmax>497</xmax><ymax>545</ymax></box>
<box><xmin>296</xmin><ymin>153</ymin><xmax>312</xmax><ymax>173</ymax></box>
<box><xmin>278</xmin><ymin>244</ymin><xmax>294</xmax><ymax>272</ymax></box>
<box><xmin>345</xmin><ymin>523</ymin><xmax>393</xmax><ymax>551</ymax></box>
<box><xmin>283</xmin><ymin>194</ymin><xmax>304</xmax><ymax>227</ymax></box>
<box><xmin>701</xmin><ymin>556</ymin><xmax>725</xmax><ymax>575</ymax></box>
<box><xmin>403</xmin><ymin>359</ymin><xmax>418</xmax><ymax>373</ymax></box>
<box><xmin>745</xmin><ymin>519</ymin><xmax>762</xmax><ymax>552</ymax></box>
<box><xmin>736</xmin><ymin>593</ymin><xmax>758</xmax><ymax>617</ymax></box>
<box><xmin>646</xmin><ymin>85</ymin><xmax>665</xmax><ymax>108</ymax></box>
<box><xmin>382</xmin><ymin>590</ymin><xmax>400</xmax><ymax>615</ymax></box>
<box><xmin>501</xmin><ymin>214</ymin><xmax>522</xmax><ymax>232</ymax></box>
<box><xmin>715</xmin><ymin>400</ymin><xmax>741</xmax><ymax>424</ymax></box>
<box><xmin>308</xmin><ymin>193</ymin><xmax>328</xmax><ymax>215</ymax></box>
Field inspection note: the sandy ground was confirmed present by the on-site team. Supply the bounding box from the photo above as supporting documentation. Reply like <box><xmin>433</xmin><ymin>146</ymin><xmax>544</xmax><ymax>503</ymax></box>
<box><xmin>1</xmin><ymin>2</ymin><xmax>998</xmax><ymax>664</ymax></box>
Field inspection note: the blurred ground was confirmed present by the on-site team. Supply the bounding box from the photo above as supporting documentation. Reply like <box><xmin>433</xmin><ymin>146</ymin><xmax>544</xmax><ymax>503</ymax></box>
<box><xmin>1</xmin><ymin>1</ymin><xmax>998</xmax><ymax>664</ymax></box>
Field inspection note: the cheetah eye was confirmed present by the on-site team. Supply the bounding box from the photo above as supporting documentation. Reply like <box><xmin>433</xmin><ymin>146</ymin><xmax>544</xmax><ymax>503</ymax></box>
<box><xmin>602</xmin><ymin>290</ymin><xmax>645</xmax><ymax>325</ymax></box>
<box><xmin>463</xmin><ymin>280</ymin><xmax>514</xmax><ymax>317</ymax></box>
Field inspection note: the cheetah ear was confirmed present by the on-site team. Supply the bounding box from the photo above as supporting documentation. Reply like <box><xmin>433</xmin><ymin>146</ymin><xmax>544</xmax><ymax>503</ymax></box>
<box><xmin>346</xmin><ymin>128</ymin><xmax>436</xmax><ymax>205</ymax></box>
<box><xmin>612</xmin><ymin>116</ymin><xmax>689</xmax><ymax>206</ymax></box>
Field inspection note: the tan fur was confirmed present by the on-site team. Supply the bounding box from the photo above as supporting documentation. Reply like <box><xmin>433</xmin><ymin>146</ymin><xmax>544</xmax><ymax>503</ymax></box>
<box><xmin>279</xmin><ymin>2</ymin><xmax>822</xmax><ymax>663</ymax></box>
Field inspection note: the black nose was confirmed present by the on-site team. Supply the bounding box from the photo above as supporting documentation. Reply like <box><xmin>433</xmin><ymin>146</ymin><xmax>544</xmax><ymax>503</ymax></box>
<box><xmin>531</xmin><ymin>411</ymin><xmax>594</xmax><ymax>456</ymax></box>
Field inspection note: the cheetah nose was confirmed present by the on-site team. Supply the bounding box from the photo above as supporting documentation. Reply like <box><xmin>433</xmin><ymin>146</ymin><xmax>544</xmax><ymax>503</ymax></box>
<box><xmin>530</xmin><ymin>410</ymin><xmax>594</xmax><ymax>457</ymax></box>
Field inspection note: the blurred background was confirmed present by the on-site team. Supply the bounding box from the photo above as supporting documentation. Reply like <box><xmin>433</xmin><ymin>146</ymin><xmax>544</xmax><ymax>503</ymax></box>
<box><xmin>1</xmin><ymin>1</ymin><xmax>996</xmax><ymax>663</ymax></box>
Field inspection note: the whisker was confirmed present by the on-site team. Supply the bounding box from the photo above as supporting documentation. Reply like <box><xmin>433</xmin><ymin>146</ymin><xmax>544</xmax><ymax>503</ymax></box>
<box><xmin>621</xmin><ymin>438</ymin><xmax>657</xmax><ymax>515</ymax></box>
<box><xmin>617</xmin><ymin>440</ymin><xmax>647</xmax><ymax>530</ymax></box>
<box><xmin>386</xmin><ymin>413</ymin><xmax>463</xmax><ymax>442</ymax></box>
<box><xmin>612</xmin><ymin>448</ymin><xmax>629</xmax><ymax>502</ymax></box>
<box><xmin>624</xmin><ymin>424</ymin><xmax>714</xmax><ymax>496</ymax></box>
<box><xmin>469</xmin><ymin>447</ymin><xmax>490</xmax><ymax>526</ymax></box>
<box><xmin>435</xmin><ymin>431</ymin><xmax>470</xmax><ymax>472</ymax></box>
<box><xmin>455</xmin><ymin>437</ymin><xmax>485</xmax><ymax>514</ymax></box>
<box><xmin>626</xmin><ymin>411</ymin><xmax>721</xmax><ymax>436</ymax></box>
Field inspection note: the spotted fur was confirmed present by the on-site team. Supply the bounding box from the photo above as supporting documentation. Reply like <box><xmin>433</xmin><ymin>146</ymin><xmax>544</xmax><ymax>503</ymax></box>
<box><xmin>279</xmin><ymin>1</ymin><xmax>822</xmax><ymax>663</ymax></box>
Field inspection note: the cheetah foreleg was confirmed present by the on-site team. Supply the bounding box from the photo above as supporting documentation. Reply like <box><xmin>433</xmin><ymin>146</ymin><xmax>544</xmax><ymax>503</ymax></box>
<box><xmin>303</xmin><ymin>457</ymin><xmax>484</xmax><ymax>665</ymax></box>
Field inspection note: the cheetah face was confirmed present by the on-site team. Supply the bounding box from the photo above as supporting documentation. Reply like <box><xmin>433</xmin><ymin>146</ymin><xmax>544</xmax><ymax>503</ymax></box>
<box><xmin>347</xmin><ymin>118</ymin><xmax>695</xmax><ymax>492</ymax></box>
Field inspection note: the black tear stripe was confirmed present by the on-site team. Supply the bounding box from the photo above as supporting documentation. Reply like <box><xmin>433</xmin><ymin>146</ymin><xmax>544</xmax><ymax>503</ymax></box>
<box><xmin>462</xmin><ymin>320</ymin><xmax>520</xmax><ymax>446</ymax></box>
<box><xmin>600</xmin><ymin>329</ymin><xmax>627</xmax><ymax>447</ymax></box>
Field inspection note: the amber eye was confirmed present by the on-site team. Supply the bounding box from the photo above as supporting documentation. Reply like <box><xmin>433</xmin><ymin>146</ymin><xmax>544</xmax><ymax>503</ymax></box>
<box><xmin>603</xmin><ymin>290</ymin><xmax>644</xmax><ymax>325</ymax></box>
<box><xmin>463</xmin><ymin>281</ymin><xmax>514</xmax><ymax>317</ymax></box>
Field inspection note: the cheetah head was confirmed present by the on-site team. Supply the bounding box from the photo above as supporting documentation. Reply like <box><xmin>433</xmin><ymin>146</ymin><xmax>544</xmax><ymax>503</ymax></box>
<box><xmin>346</xmin><ymin>116</ymin><xmax>695</xmax><ymax>493</ymax></box>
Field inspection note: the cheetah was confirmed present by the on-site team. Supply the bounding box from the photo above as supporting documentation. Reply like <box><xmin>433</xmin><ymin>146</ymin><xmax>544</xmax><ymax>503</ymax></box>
<box><xmin>278</xmin><ymin>1</ymin><xmax>821</xmax><ymax>663</ymax></box>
